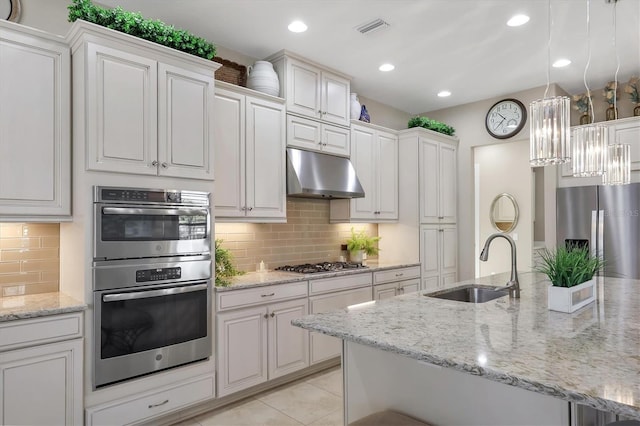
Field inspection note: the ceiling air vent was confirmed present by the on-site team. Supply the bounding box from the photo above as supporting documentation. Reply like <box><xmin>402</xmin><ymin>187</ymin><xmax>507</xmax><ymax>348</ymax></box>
<box><xmin>355</xmin><ymin>18</ymin><xmax>390</xmax><ymax>35</ymax></box>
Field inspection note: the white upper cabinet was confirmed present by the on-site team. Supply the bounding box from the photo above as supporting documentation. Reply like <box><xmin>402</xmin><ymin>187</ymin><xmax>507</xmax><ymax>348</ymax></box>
<box><xmin>420</xmin><ymin>137</ymin><xmax>457</xmax><ymax>223</ymax></box>
<box><xmin>214</xmin><ymin>82</ymin><xmax>286</xmax><ymax>222</ymax></box>
<box><xmin>67</xmin><ymin>20</ymin><xmax>219</xmax><ymax>180</ymax></box>
<box><xmin>330</xmin><ymin>122</ymin><xmax>398</xmax><ymax>222</ymax></box>
<box><xmin>0</xmin><ymin>21</ymin><xmax>70</xmax><ymax>220</ymax></box>
<box><xmin>268</xmin><ymin>50</ymin><xmax>351</xmax><ymax>127</ymax></box>
<box><xmin>609</xmin><ymin>116</ymin><xmax>640</xmax><ymax>172</ymax></box>
<box><xmin>286</xmin><ymin>115</ymin><xmax>350</xmax><ymax>157</ymax></box>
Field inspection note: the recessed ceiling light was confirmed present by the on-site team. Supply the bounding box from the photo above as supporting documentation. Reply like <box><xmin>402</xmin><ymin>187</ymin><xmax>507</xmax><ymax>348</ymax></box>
<box><xmin>288</xmin><ymin>20</ymin><xmax>307</xmax><ymax>33</ymax></box>
<box><xmin>552</xmin><ymin>58</ymin><xmax>572</xmax><ymax>68</ymax></box>
<box><xmin>507</xmin><ymin>14</ymin><xmax>530</xmax><ymax>27</ymax></box>
<box><xmin>379</xmin><ymin>63</ymin><xmax>395</xmax><ymax>72</ymax></box>
<box><xmin>437</xmin><ymin>91</ymin><xmax>451</xmax><ymax>97</ymax></box>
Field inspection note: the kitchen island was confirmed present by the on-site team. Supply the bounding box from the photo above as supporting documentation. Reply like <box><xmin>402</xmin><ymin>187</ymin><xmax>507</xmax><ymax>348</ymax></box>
<box><xmin>292</xmin><ymin>272</ymin><xmax>640</xmax><ymax>425</ymax></box>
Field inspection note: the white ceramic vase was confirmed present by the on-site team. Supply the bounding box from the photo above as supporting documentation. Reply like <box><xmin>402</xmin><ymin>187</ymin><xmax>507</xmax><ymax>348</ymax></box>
<box><xmin>246</xmin><ymin>61</ymin><xmax>280</xmax><ymax>96</ymax></box>
<box><xmin>350</xmin><ymin>93</ymin><xmax>361</xmax><ymax>120</ymax></box>
<box><xmin>349</xmin><ymin>250</ymin><xmax>364</xmax><ymax>264</ymax></box>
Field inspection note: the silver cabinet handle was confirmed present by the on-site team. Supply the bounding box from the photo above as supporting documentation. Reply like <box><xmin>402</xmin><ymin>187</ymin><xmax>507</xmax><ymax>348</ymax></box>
<box><xmin>270</xmin><ymin>312</ymin><xmax>275</xmax><ymax>318</ymax></box>
<box><xmin>148</xmin><ymin>399</ymin><xmax>169</xmax><ymax>409</ymax></box>
<box><xmin>261</xmin><ymin>293</ymin><xmax>275</xmax><ymax>297</ymax></box>
<box><xmin>395</xmin><ymin>273</ymin><xmax>404</xmax><ymax>277</ymax></box>
<box><xmin>103</xmin><ymin>283</ymin><xmax>208</xmax><ymax>302</ymax></box>
<box><xmin>317</xmin><ymin>110</ymin><xmax>322</xmax><ymax>114</ymax></box>
<box><xmin>248</xmin><ymin>207</ymin><xmax>253</xmax><ymax>211</ymax></box>
<box><xmin>263</xmin><ymin>313</ymin><xmax>269</xmax><ymax>319</ymax></box>
<box><xmin>241</xmin><ymin>206</ymin><xmax>246</xmax><ymax>211</ymax></box>
<box><xmin>318</xmin><ymin>141</ymin><xmax>323</xmax><ymax>145</ymax></box>
<box><xmin>151</xmin><ymin>160</ymin><xmax>159</xmax><ymax>167</ymax></box>
<box><xmin>161</xmin><ymin>162</ymin><xmax>168</xmax><ymax>169</ymax></box>
<box><xmin>102</xmin><ymin>207</ymin><xmax>209</xmax><ymax>217</ymax></box>
<box><xmin>438</xmin><ymin>216</ymin><xmax>444</xmax><ymax>219</ymax></box>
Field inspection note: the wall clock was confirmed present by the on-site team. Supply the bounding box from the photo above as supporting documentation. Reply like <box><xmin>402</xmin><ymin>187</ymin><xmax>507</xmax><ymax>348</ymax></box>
<box><xmin>1</xmin><ymin>0</ymin><xmax>20</xmax><ymax>22</ymax></box>
<box><xmin>485</xmin><ymin>98</ymin><xmax>526</xmax><ymax>139</ymax></box>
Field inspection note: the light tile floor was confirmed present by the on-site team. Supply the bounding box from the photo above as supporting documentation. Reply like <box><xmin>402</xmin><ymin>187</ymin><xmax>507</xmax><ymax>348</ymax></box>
<box><xmin>173</xmin><ymin>366</ymin><xmax>343</xmax><ymax>426</ymax></box>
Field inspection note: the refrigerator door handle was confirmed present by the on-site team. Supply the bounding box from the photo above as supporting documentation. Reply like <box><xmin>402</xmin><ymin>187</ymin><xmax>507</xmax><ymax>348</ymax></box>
<box><xmin>597</xmin><ymin>209</ymin><xmax>604</xmax><ymax>259</ymax></box>
<box><xmin>591</xmin><ymin>210</ymin><xmax>597</xmax><ymax>258</ymax></box>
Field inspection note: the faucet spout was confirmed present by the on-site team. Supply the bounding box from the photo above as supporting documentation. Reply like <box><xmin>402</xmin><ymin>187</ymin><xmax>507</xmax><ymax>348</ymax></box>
<box><xmin>479</xmin><ymin>233</ymin><xmax>520</xmax><ymax>298</ymax></box>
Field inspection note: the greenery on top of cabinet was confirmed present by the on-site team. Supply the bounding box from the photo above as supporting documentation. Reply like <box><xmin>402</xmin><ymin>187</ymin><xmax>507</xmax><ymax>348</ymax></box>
<box><xmin>215</xmin><ymin>239</ymin><xmax>245</xmax><ymax>287</ymax></box>
<box><xmin>68</xmin><ymin>0</ymin><xmax>217</xmax><ymax>60</ymax></box>
<box><xmin>408</xmin><ymin>116</ymin><xmax>455</xmax><ymax>136</ymax></box>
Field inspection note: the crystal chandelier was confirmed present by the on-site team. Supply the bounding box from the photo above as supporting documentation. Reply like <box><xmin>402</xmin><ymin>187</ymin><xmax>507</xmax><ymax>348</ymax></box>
<box><xmin>530</xmin><ymin>0</ymin><xmax>571</xmax><ymax>166</ymax></box>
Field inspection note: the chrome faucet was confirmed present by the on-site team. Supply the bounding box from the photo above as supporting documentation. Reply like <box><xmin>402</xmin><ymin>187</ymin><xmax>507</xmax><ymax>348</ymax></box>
<box><xmin>479</xmin><ymin>233</ymin><xmax>520</xmax><ymax>298</ymax></box>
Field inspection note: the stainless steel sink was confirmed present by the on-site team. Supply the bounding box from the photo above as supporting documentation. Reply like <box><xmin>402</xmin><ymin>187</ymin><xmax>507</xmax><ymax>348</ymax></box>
<box><xmin>425</xmin><ymin>285</ymin><xmax>509</xmax><ymax>303</ymax></box>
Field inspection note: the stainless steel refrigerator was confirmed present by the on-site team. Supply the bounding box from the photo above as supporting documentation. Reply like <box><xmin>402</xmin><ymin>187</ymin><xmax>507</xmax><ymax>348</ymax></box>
<box><xmin>557</xmin><ymin>182</ymin><xmax>640</xmax><ymax>279</ymax></box>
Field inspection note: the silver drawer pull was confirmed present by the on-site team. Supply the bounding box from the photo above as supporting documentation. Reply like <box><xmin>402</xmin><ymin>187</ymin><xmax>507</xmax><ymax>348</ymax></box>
<box><xmin>261</xmin><ymin>293</ymin><xmax>275</xmax><ymax>297</ymax></box>
<box><xmin>395</xmin><ymin>273</ymin><xmax>404</xmax><ymax>277</ymax></box>
<box><xmin>148</xmin><ymin>399</ymin><xmax>169</xmax><ymax>409</ymax></box>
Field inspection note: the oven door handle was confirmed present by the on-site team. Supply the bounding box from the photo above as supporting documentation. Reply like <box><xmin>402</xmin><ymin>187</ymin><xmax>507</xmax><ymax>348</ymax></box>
<box><xmin>102</xmin><ymin>283</ymin><xmax>208</xmax><ymax>302</ymax></box>
<box><xmin>101</xmin><ymin>207</ymin><xmax>209</xmax><ymax>217</ymax></box>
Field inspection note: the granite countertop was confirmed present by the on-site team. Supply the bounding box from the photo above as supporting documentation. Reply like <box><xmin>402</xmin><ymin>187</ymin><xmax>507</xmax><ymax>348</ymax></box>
<box><xmin>292</xmin><ymin>272</ymin><xmax>640</xmax><ymax>419</ymax></box>
<box><xmin>215</xmin><ymin>260</ymin><xmax>420</xmax><ymax>292</ymax></box>
<box><xmin>0</xmin><ymin>292</ymin><xmax>87</xmax><ymax>322</ymax></box>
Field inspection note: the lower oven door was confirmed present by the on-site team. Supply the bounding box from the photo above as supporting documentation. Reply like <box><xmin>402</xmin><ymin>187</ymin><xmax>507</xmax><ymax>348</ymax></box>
<box><xmin>94</xmin><ymin>280</ymin><xmax>212</xmax><ymax>388</ymax></box>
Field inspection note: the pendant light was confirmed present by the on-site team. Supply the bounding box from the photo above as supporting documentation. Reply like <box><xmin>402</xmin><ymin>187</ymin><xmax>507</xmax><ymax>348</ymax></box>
<box><xmin>529</xmin><ymin>0</ymin><xmax>571</xmax><ymax>166</ymax></box>
<box><xmin>571</xmin><ymin>0</ymin><xmax>608</xmax><ymax>177</ymax></box>
<box><xmin>602</xmin><ymin>0</ymin><xmax>631</xmax><ymax>185</ymax></box>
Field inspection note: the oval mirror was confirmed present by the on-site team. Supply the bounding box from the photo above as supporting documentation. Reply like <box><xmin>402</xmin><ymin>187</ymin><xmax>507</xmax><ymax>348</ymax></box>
<box><xmin>490</xmin><ymin>193</ymin><xmax>519</xmax><ymax>233</ymax></box>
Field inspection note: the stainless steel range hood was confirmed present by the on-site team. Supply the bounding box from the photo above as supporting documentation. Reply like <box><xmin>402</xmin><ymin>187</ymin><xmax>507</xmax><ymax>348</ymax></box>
<box><xmin>286</xmin><ymin>148</ymin><xmax>365</xmax><ymax>199</ymax></box>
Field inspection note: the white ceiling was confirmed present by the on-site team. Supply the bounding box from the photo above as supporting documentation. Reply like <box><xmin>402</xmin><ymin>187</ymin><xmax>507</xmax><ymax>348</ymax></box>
<box><xmin>97</xmin><ymin>0</ymin><xmax>640</xmax><ymax>114</ymax></box>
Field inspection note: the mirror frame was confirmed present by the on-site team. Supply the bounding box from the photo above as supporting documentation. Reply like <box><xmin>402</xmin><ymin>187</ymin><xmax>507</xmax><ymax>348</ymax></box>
<box><xmin>3</xmin><ymin>0</ymin><xmax>20</xmax><ymax>22</ymax></box>
<box><xmin>490</xmin><ymin>192</ymin><xmax>519</xmax><ymax>233</ymax></box>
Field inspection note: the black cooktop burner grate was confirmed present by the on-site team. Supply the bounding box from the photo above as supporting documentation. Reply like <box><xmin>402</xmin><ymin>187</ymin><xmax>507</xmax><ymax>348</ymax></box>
<box><xmin>275</xmin><ymin>261</ymin><xmax>367</xmax><ymax>274</ymax></box>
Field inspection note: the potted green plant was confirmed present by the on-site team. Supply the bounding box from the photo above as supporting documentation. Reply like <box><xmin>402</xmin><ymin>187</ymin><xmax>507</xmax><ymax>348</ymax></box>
<box><xmin>215</xmin><ymin>239</ymin><xmax>244</xmax><ymax>287</ymax></box>
<box><xmin>345</xmin><ymin>228</ymin><xmax>381</xmax><ymax>263</ymax></box>
<box><xmin>535</xmin><ymin>246</ymin><xmax>604</xmax><ymax>313</ymax></box>
<box><xmin>407</xmin><ymin>116</ymin><xmax>455</xmax><ymax>136</ymax></box>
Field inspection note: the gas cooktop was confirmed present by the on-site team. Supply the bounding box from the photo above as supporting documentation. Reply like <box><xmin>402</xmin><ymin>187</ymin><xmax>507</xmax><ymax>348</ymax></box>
<box><xmin>275</xmin><ymin>261</ymin><xmax>367</xmax><ymax>274</ymax></box>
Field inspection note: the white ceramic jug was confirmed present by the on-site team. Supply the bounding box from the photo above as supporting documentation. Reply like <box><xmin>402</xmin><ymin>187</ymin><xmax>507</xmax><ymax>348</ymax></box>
<box><xmin>247</xmin><ymin>61</ymin><xmax>280</xmax><ymax>96</ymax></box>
<box><xmin>350</xmin><ymin>93</ymin><xmax>361</xmax><ymax>120</ymax></box>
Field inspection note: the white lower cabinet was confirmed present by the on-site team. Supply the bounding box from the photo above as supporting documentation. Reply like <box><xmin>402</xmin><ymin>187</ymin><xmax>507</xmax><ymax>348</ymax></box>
<box><xmin>421</xmin><ymin>224</ymin><xmax>457</xmax><ymax>292</ymax></box>
<box><xmin>373</xmin><ymin>266</ymin><xmax>421</xmax><ymax>300</ymax></box>
<box><xmin>308</xmin><ymin>274</ymin><xmax>372</xmax><ymax>364</ymax></box>
<box><xmin>216</xmin><ymin>283</ymin><xmax>309</xmax><ymax>397</ymax></box>
<box><xmin>85</xmin><ymin>375</ymin><xmax>215</xmax><ymax>426</ymax></box>
<box><xmin>0</xmin><ymin>313</ymin><xmax>83</xmax><ymax>426</ymax></box>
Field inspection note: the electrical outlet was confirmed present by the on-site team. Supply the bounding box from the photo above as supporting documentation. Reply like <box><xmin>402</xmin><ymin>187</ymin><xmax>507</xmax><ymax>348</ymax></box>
<box><xmin>3</xmin><ymin>285</ymin><xmax>26</xmax><ymax>297</ymax></box>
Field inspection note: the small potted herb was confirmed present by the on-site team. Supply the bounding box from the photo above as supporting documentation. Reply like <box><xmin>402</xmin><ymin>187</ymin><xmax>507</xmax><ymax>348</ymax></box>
<box><xmin>535</xmin><ymin>246</ymin><xmax>604</xmax><ymax>313</ymax></box>
<box><xmin>345</xmin><ymin>228</ymin><xmax>381</xmax><ymax>263</ymax></box>
<box><xmin>215</xmin><ymin>239</ymin><xmax>244</xmax><ymax>287</ymax></box>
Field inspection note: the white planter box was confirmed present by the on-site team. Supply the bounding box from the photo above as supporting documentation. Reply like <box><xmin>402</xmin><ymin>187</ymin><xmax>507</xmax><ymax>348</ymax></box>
<box><xmin>547</xmin><ymin>278</ymin><xmax>596</xmax><ymax>313</ymax></box>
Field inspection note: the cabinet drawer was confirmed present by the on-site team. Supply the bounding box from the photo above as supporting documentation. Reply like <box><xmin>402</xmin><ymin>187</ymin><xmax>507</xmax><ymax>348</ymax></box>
<box><xmin>86</xmin><ymin>375</ymin><xmax>214</xmax><ymax>426</ymax></box>
<box><xmin>309</xmin><ymin>273</ymin><xmax>372</xmax><ymax>295</ymax></box>
<box><xmin>217</xmin><ymin>281</ymin><xmax>308</xmax><ymax>311</ymax></box>
<box><xmin>373</xmin><ymin>266</ymin><xmax>420</xmax><ymax>285</ymax></box>
<box><xmin>0</xmin><ymin>312</ymin><xmax>83</xmax><ymax>352</ymax></box>
<box><xmin>309</xmin><ymin>286</ymin><xmax>373</xmax><ymax>314</ymax></box>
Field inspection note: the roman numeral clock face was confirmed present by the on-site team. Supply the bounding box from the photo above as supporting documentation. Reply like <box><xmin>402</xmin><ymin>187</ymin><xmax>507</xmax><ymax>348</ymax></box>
<box><xmin>485</xmin><ymin>98</ymin><xmax>527</xmax><ymax>139</ymax></box>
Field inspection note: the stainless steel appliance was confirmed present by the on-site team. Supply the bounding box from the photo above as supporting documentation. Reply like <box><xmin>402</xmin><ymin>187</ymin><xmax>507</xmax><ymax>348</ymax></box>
<box><xmin>275</xmin><ymin>261</ymin><xmax>368</xmax><ymax>274</ymax></box>
<box><xmin>557</xmin><ymin>182</ymin><xmax>640</xmax><ymax>279</ymax></box>
<box><xmin>93</xmin><ymin>256</ymin><xmax>212</xmax><ymax>388</ymax></box>
<box><xmin>94</xmin><ymin>186</ymin><xmax>210</xmax><ymax>260</ymax></box>
<box><xmin>92</xmin><ymin>187</ymin><xmax>213</xmax><ymax>388</ymax></box>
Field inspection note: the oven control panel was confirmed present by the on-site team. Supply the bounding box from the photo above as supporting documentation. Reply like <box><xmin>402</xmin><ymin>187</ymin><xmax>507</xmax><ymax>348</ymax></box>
<box><xmin>136</xmin><ymin>267</ymin><xmax>182</xmax><ymax>282</ymax></box>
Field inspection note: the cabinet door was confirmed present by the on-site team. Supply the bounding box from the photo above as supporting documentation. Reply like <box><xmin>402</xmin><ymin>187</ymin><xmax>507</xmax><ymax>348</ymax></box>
<box><xmin>399</xmin><ymin>279</ymin><xmax>421</xmax><ymax>295</ymax></box>
<box><xmin>0</xmin><ymin>28</ymin><xmax>70</xmax><ymax>217</ymax></box>
<box><xmin>420</xmin><ymin>225</ymin><xmax>441</xmax><ymax>280</ymax></box>
<box><xmin>321</xmin><ymin>124</ymin><xmax>350</xmax><ymax>156</ymax></box>
<box><xmin>422</xmin><ymin>276</ymin><xmax>440</xmax><ymax>292</ymax></box>
<box><xmin>350</xmin><ymin>126</ymin><xmax>377</xmax><ymax>220</ymax></box>
<box><xmin>441</xmin><ymin>224</ymin><xmax>458</xmax><ymax>276</ymax></box>
<box><xmin>309</xmin><ymin>286</ymin><xmax>372</xmax><ymax>364</ymax></box>
<box><xmin>287</xmin><ymin>114</ymin><xmax>322</xmax><ymax>152</ymax></box>
<box><xmin>86</xmin><ymin>42</ymin><xmax>158</xmax><ymax>175</ymax></box>
<box><xmin>376</xmin><ymin>131</ymin><xmax>399</xmax><ymax>220</ymax></box>
<box><xmin>0</xmin><ymin>339</ymin><xmax>82</xmax><ymax>426</ymax></box>
<box><xmin>439</xmin><ymin>144</ymin><xmax>457</xmax><ymax>223</ymax></box>
<box><xmin>216</xmin><ymin>306</ymin><xmax>268</xmax><ymax>397</ymax></box>
<box><xmin>246</xmin><ymin>96</ymin><xmax>286</xmax><ymax>219</ymax></box>
<box><xmin>268</xmin><ymin>299</ymin><xmax>309</xmax><ymax>379</ymax></box>
<box><xmin>419</xmin><ymin>138</ymin><xmax>440</xmax><ymax>223</ymax></box>
<box><xmin>158</xmin><ymin>63</ymin><xmax>215</xmax><ymax>179</ymax></box>
<box><xmin>213</xmin><ymin>88</ymin><xmax>246</xmax><ymax>217</ymax></box>
<box><xmin>321</xmin><ymin>71</ymin><xmax>350</xmax><ymax>126</ymax></box>
<box><xmin>287</xmin><ymin>58</ymin><xmax>321</xmax><ymax>119</ymax></box>
<box><xmin>609</xmin><ymin>118</ymin><xmax>640</xmax><ymax>171</ymax></box>
<box><xmin>374</xmin><ymin>283</ymin><xmax>399</xmax><ymax>300</ymax></box>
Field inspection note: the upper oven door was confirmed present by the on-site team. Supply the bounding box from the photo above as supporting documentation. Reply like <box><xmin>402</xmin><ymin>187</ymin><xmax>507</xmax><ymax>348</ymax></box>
<box><xmin>94</xmin><ymin>204</ymin><xmax>210</xmax><ymax>260</ymax></box>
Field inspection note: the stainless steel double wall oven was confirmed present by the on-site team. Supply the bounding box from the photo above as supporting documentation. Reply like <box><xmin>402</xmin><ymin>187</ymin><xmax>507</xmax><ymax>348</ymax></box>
<box><xmin>93</xmin><ymin>186</ymin><xmax>212</xmax><ymax>388</ymax></box>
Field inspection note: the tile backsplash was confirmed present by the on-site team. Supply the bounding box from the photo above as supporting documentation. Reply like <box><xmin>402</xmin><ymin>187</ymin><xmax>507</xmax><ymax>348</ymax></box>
<box><xmin>0</xmin><ymin>223</ymin><xmax>60</xmax><ymax>297</ymax></box>
<box><xmin>215</xmin><ymin>198</ymin><xmax>378</xmax><ymax>272</ymax></box>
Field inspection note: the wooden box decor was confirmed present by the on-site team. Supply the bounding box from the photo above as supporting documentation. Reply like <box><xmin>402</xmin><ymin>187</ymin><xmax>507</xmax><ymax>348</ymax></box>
<box><xmin>212</xmin><ymin>57</ymin><xmax>247</xmax><ymax>87</ymax></box>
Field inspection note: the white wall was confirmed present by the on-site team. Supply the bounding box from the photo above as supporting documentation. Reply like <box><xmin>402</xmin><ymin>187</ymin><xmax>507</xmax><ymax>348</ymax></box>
<box><xmin>475</xmin><ymin>141</ymin><xmax>532</xmax><ymax>276</ymax></box>
<box><xmin>422</xmin><ymin>84</ymin><xmax>566</xmax><ymax>280</ymax></box>
<box><xmin>18</xmin><ymin>0</ymin><xmax>71</xmax><ymax>35</ymax></box>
